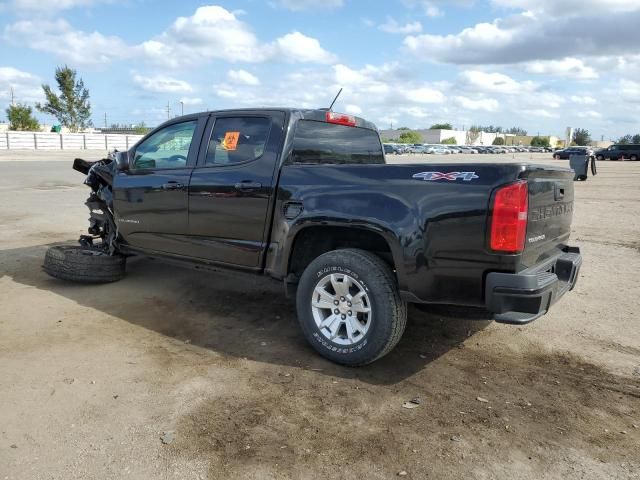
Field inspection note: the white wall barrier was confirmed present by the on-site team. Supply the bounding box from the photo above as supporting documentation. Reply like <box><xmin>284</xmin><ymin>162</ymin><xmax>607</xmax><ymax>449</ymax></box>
<box><xmin>0</xmin><ymin>131</ymin><xmax>144</xmax><ymax>150</ymax></box>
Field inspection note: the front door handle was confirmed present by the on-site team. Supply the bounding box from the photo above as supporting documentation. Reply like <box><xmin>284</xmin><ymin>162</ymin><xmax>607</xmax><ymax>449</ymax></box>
<box><xmin>161</xmin><ymin>181</ymin><xmax>184</xmax><ymax>190</ymax></box>
<box><xmin>234</xmin><ymin>181</ymin><xmax>262</xmax><ymax>191</ymax></box>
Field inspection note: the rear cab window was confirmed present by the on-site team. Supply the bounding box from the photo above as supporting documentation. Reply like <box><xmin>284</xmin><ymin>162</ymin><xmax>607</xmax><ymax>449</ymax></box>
<box><xmin>290</xmin><ymin>120</ymin><xmax>385</xmax><ymax>165</ymax></box>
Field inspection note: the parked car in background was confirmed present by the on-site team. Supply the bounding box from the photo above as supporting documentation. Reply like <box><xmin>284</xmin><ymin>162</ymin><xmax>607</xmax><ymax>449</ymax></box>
<box><xmin>407</xmin><ymin>145</ymin><xmax>428</xmax><ymax>154</ymax></box>
<box><xmin>425</xmin><ymin>145</ymin><xmax>450</xmax><ymax>154</ymax></box>
<box><xmin>459</xmin><ymin>146</ymin><xmax>478</xmax><ymax>154</ymax></box>
<box><xmin>595</xmin><ymin>144</ymin><xmax>640</xmax><ymax>161</ymax></box>
<box><xmin>383</xmin><ymin>144</ymin><xmax>397</xmax><ymax>155</ymax></box>
<box><xmin>553</xmin><ymin>147</ymin><xmax>593</xmax><ymax>159</ymax></box>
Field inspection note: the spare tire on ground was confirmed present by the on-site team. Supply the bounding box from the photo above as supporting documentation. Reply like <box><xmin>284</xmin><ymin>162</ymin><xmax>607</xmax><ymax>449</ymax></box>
<box><xmin>43</xmin><ymin>245</ymin><xmax>126</xmax><ymax>283</ymax></box>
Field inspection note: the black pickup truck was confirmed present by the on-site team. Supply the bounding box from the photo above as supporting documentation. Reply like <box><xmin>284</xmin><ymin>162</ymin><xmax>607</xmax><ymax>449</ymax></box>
<box><xmin>44</xmin><ymin>108</ymin><xmax>582</xmax><ymax>365</ymax></box>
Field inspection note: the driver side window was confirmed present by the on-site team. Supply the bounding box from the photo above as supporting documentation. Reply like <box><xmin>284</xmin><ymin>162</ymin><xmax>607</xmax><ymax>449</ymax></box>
<box><xmin>133</xmin><ymin>121</ymin><xmax>197</xmax><ymax>170</ymax></box>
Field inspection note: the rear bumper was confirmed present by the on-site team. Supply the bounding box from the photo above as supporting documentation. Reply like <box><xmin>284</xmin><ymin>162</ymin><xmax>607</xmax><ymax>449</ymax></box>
<box><xmin>485</xmin><ymin>247</ymin><xmax>582</xmax><ymax>325</ymax></box>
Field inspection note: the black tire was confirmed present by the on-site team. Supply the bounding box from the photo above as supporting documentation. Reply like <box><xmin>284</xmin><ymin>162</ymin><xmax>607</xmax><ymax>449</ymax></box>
<box><xmin>553</xmin><ymin>154</ymin><xmax>561</xmax><ymax>160</ymax></box>
<box><xmin>43</xmin><ymin>245</ymin><xmax>126</xmax><ymax>283</ymax></box>
<box><xmin>590</xmin><ymin>157</ymin><xmax>597</xmax><ymax>176</ymax></box>
<box><xmin>596</xmin><ymin>154</ymin><xmax>604</xmax><ymax>161</ymax></box>
<box><xmin>296</xmin><ymin>249</ymin><xmax>407</xmax><ymax>366</ymax></box>
<box><xmin>631</xmin><ymin>154</ymin><xmax>638</xmax><ymax>161</ymax></box>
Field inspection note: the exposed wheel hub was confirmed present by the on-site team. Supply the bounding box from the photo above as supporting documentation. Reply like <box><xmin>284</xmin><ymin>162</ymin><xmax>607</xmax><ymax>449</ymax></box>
<box><xmin>311</xmin><ymin>273</ymin><xmax>372</xmax><ymax>346</ymax></box>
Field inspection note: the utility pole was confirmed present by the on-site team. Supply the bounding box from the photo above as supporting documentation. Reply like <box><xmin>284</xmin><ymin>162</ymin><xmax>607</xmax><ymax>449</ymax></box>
<box><xmin>180</xmin><ymin>101</ymin><xmax>184</xmax><ymax>116</ymax></box>
<box><xmin>166</xmin><ymin>102</ymin><xmax>171</xmax><ymax>120</ymax></box>
<box><xmin>10</xmin><ymin>87</ymin><xmax>15</xmax><ymax>106</ymax></box>
<box><xmin>104</xmin><ymin>113</ymin><xmax>107</xmax><ymax>129</ymax></box>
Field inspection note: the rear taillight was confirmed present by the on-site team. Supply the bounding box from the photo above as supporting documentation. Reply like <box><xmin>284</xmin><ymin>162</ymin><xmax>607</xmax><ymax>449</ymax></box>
<box><xmin>490</xmin><ymin>180</ymin><xmax>528</xmax><ymax>253</ymax></box>
<box><xmin>325</xmin><ymin>111</ymin><xmax>356</xmax><ymax>127</ymax></box>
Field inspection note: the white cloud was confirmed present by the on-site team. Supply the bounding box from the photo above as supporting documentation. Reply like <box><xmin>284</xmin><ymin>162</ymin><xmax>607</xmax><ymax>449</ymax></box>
<box><xmin>180</xmin><ymin>97</ymin><xmax>203</xmax><ymax>106</ymax></box>
<box><xmin>521</xmin><ymin>108</ymin><xmax>558</xmax><ymax>118</ymax></box>
<box><xmin>570</xmin><ymin>95</ymin><xmax>597</xmax><ymax>105</ymax></box>
<box><xmin>399</xmin><ymin>106</ymin><xmax>431</xmax><ymax>118</ymax></box>
<box><xmin>459</xmin><ymin>70</ymin><xmax>535</xmax><ymax>94</ymax></box>
<box><xmin>4</xmin><ymin>19</ymin><xmax>130</xmax><ymax>67</ymax></box>
<box><xmin>0</xmin><ymin>66</ymin><xmax>42</xmax><ymax>103</ymax></box>
<box><xmin>345</xmin><ymin>104</ymin><xmax>363</xmax><ymax>115</ymax></box>
<box><xmin>453</xmin><ymin>96</ymin><xmax>499</xmax><ymax>111</ymax></box>
<box><xmin>227</xmin><ymin>69</ymin><xmax>260</xmax><ymax>86</ymax></box>
<box><xmin>275</xmin><ymin>0</ymin><xmax>344</xmax><ymax>11</ymax></box>
<box><xmin>214</xmin><ymin>83</ymin><xmax>239</xmax><ymax>99</ymax></box>
<box><xmin>404</xmin><ymin>10</ymin><xmax>640</xmax><ymax>65</ymax></box>
<box><xmin>141</xmin><ymin>6</ymin><xmax>264</xmax><ymax>67</ymax></box>
<box><xmin>133</xmin><ymin>74</ymin><xmax>193</xmax><ymax>93</ymax></box>
<box><xmin>378</xmin><ymin>18</ymin><xmax>423</xmax><ymax>34</ymax></box>
<box><xmin>491</xmin><ymin>0</ymin><xmax>640</xmax><ymax>14</ymax></box>
<box><xmin>619</xmin><ymin>79</ymin><xmax>640</xmax><ymax>101</ymax></box>
<box><xmin>141</xmin><ymin>7</ymin><xmax>336</xmax><ymax>67</ymax></box>
<box><xmin>524</xmin><ymin>58</ymin><xmax>598</xmax><ymax>80</ymax></box>
<box><xmin>272</xmin><ymin>31</ymin><xmax>337</xmax><ymax>64</ymax></box>
<box><xmin>576</xmin><ymin>110</ymin><xmax>602</xmax><ymax>118</ymax></box>
<box><xmin>405</xmin><ymin>87</ymin><xmax>446</xmax><ymax>103</ymax></box>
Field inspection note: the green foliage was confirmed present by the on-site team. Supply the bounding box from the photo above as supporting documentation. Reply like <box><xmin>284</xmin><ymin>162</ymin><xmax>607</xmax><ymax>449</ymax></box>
<box><xmin>36</xmin><ymin>65</ymin><xmax>92</xmax><ymax>132</ymax></box>
<box><xmin>430</xmin><ymin>123</ymin><xmax>453</xmax><ymax>130</ymax></box>
<box><xmin>441</xmin><ymin>137</ymin><xmax>457</xmax><ymax>144</ymax></box>
<box><xmin>616</xmin><ymin>134</ymin><xmax>640</xmax><ymax>144</ymax></box>
<box><xmin>398</xmin><ymin>130</ymin><xmax>423</xmax><ymax>144</ymax></box>
<box><xmin>396</xmin><ymin>127</ymin><xmax>411</xmax><ymax>131</ymax></box>
<box><xmin>6</xmin><ymin>103</ymin><xmax>40</xmax><ymax>131</ymax></box>
<box><xmin>572</xmin><ymin>128</ymin><xmax>591</xmax><ymax>146</ymax></box>
<box><xmin>492</xmin><ymin>137</ymin><xmax>505</xmax><ymax>145</ymax></box>
<box><xmin>134</xmin><ymin>122</ymin><xmax>151</xmax><ymax>135</ymax></box>
<box><xmin>506</xmin><ymin>126</ymin><xmax>528</xmax><ymax>136</ymax></box>
<box><xmin>530</xmin><ymin>136</ymin><xmax>550</xmax><ymax>147</ymax></box>
<box><xmin>471</xmin><ymin>125</ymin><xmax>503</xmax><ymax>133</ymax></box>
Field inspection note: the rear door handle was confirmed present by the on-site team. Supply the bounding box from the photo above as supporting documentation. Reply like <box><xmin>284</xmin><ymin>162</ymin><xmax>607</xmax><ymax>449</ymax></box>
<box><xmin>161</xmin><ymin>181</ymin><xmax>185</xmax><ymax>190</ymax></box>
<box><xmin>234</xmin><ymin>181</ymin><xmax>262</xmax><ymax>191</ymax></box>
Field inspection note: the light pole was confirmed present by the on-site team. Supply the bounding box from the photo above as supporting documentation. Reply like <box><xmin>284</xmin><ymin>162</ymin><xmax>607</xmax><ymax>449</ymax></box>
<box><xmin>180</xmin><ymin>101</ymin><xmax>184</xmax><ymax>116</ymax></box>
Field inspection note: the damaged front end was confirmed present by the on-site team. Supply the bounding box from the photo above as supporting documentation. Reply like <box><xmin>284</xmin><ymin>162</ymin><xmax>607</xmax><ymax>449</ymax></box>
<box><xmin>73</xmin><ymin>153</ymin><xmax>120</xmax><ymax>254</ymax></box>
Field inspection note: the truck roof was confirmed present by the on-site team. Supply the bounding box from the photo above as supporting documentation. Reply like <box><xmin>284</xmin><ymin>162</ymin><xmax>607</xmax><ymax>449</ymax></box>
<box><xmin>196</xmin><ymin>108</ymin><xmax>379</xmax><ymax>132</ymax></box>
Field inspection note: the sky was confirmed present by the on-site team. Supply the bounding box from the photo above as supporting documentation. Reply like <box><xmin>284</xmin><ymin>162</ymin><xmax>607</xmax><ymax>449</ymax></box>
<box><xmin>0</xmin><ymin>0</ymin><xmax>639</xmax><ymax>139</ymax></box>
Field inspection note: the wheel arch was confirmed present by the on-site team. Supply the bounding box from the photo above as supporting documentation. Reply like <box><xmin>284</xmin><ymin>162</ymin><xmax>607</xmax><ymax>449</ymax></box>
<box><xmin>285</xmin><ymin>224</ymin><xmax>403</xmax><ymax>286</ymax></box>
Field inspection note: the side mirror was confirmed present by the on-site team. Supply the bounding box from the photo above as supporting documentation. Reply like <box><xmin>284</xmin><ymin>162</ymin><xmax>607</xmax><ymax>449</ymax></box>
<box><xmin>115</xmin><ymin>151</ymin><xmax>130</xmax><ymax>171</ymax></box>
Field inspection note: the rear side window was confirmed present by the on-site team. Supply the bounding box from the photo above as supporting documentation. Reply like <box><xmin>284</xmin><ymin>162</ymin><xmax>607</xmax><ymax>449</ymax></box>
<box><xmin>290</xmin><ymin>120</ymin><xmax>384</xmax><ymax>165</ymax></box>
<box><xmin>205</xmin><ymin>117</ymin><xmax>271</xmax><ymax>166</ymax></box>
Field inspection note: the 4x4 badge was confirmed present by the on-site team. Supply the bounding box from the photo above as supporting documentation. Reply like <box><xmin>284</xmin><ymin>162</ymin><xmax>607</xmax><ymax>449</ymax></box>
<box><xmin>412</xmin><ymin>171</ymin><xmax>479</xmax><ymax>181</ymax></box>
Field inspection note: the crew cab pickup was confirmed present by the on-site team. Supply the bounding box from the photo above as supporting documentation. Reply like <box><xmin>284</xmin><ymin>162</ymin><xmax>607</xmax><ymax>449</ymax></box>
<box><xmin>45</xmin><ymin>108</ymin><xmax>582</xmax><ymax>365</ymax></box>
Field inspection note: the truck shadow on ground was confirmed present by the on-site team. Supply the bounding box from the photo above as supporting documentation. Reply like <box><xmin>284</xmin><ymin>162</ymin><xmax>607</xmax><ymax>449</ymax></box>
<box><xmin>1</xmin><ymin>243</ymin><xmax>493</xmax><ymax>385</ymax></box>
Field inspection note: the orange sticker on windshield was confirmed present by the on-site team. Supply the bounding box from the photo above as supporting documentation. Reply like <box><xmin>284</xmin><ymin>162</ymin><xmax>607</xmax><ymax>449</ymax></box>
<box><xmin>222</xmin><ymin>131</ymin><xmax>240</xmax><ymax>151</ymax></box>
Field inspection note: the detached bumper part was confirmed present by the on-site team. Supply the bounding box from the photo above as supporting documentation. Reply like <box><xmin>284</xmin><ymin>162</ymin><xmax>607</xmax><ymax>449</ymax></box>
<box><xmin>485</xmin><ymin>247</ymin><xmax>582</xmax><ymax>324</ymax></box>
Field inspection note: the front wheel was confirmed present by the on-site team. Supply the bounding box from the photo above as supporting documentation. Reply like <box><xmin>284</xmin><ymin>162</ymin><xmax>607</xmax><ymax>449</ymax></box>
<box><xmin>596</xmin><ymin>154</ymin><xmax>604</xmax><ymax>161</ymax></box>
<box><xmin>296</xmin><ymin>249</ymin><xmax>407</xmax><ymax>366</ymax></box>
<box><xmin>553</xmin><ymin>154</ymin><xmax>561</xmax><ymax>159</ymax></box>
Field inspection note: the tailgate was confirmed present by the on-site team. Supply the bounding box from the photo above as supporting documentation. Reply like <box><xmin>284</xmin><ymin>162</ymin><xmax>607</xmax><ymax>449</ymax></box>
<box><xmin>523</xmin><ymin>167</ymin><xmax>575</xmax><ymax>267</ymax></box>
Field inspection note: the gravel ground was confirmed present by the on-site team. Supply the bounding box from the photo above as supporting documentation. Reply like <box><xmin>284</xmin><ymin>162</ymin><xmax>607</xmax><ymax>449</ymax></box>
<box><xmin>0</xmin><ymin>152</ymin><xmax>638</xmax><ymax>480</ymax></box>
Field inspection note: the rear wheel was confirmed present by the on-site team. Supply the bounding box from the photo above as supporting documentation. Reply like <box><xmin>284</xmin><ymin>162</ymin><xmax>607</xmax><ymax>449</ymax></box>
<box><xmin>296</xmin><ymin>249</ymin><xmax>407</xmax><ymax>366</ymax></box>
<box><xmin>43</xmin><ymin>245</ymin><xmax>126</xmax><ymax>283</ymax></box>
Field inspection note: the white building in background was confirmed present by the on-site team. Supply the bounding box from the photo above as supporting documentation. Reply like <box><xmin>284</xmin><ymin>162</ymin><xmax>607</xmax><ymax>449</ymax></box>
<box><xmin>380</xmin><ymin>128</ymin><xmax>504</xmax><ymax>146</ymax></box>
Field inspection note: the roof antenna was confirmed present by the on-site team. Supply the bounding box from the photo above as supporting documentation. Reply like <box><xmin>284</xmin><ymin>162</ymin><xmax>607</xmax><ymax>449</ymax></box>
<box><xmin>328</xmin><ymin>88</ymin><xmax>343</xmax><ymax>111</ymax></box>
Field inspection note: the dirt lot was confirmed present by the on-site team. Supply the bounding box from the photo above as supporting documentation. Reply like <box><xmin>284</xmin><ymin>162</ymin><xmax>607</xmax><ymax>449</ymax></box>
<box><xmin>1</xmin><ymin>151</ymin><xmax>639</xmax><ymax>480</ymax></box>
